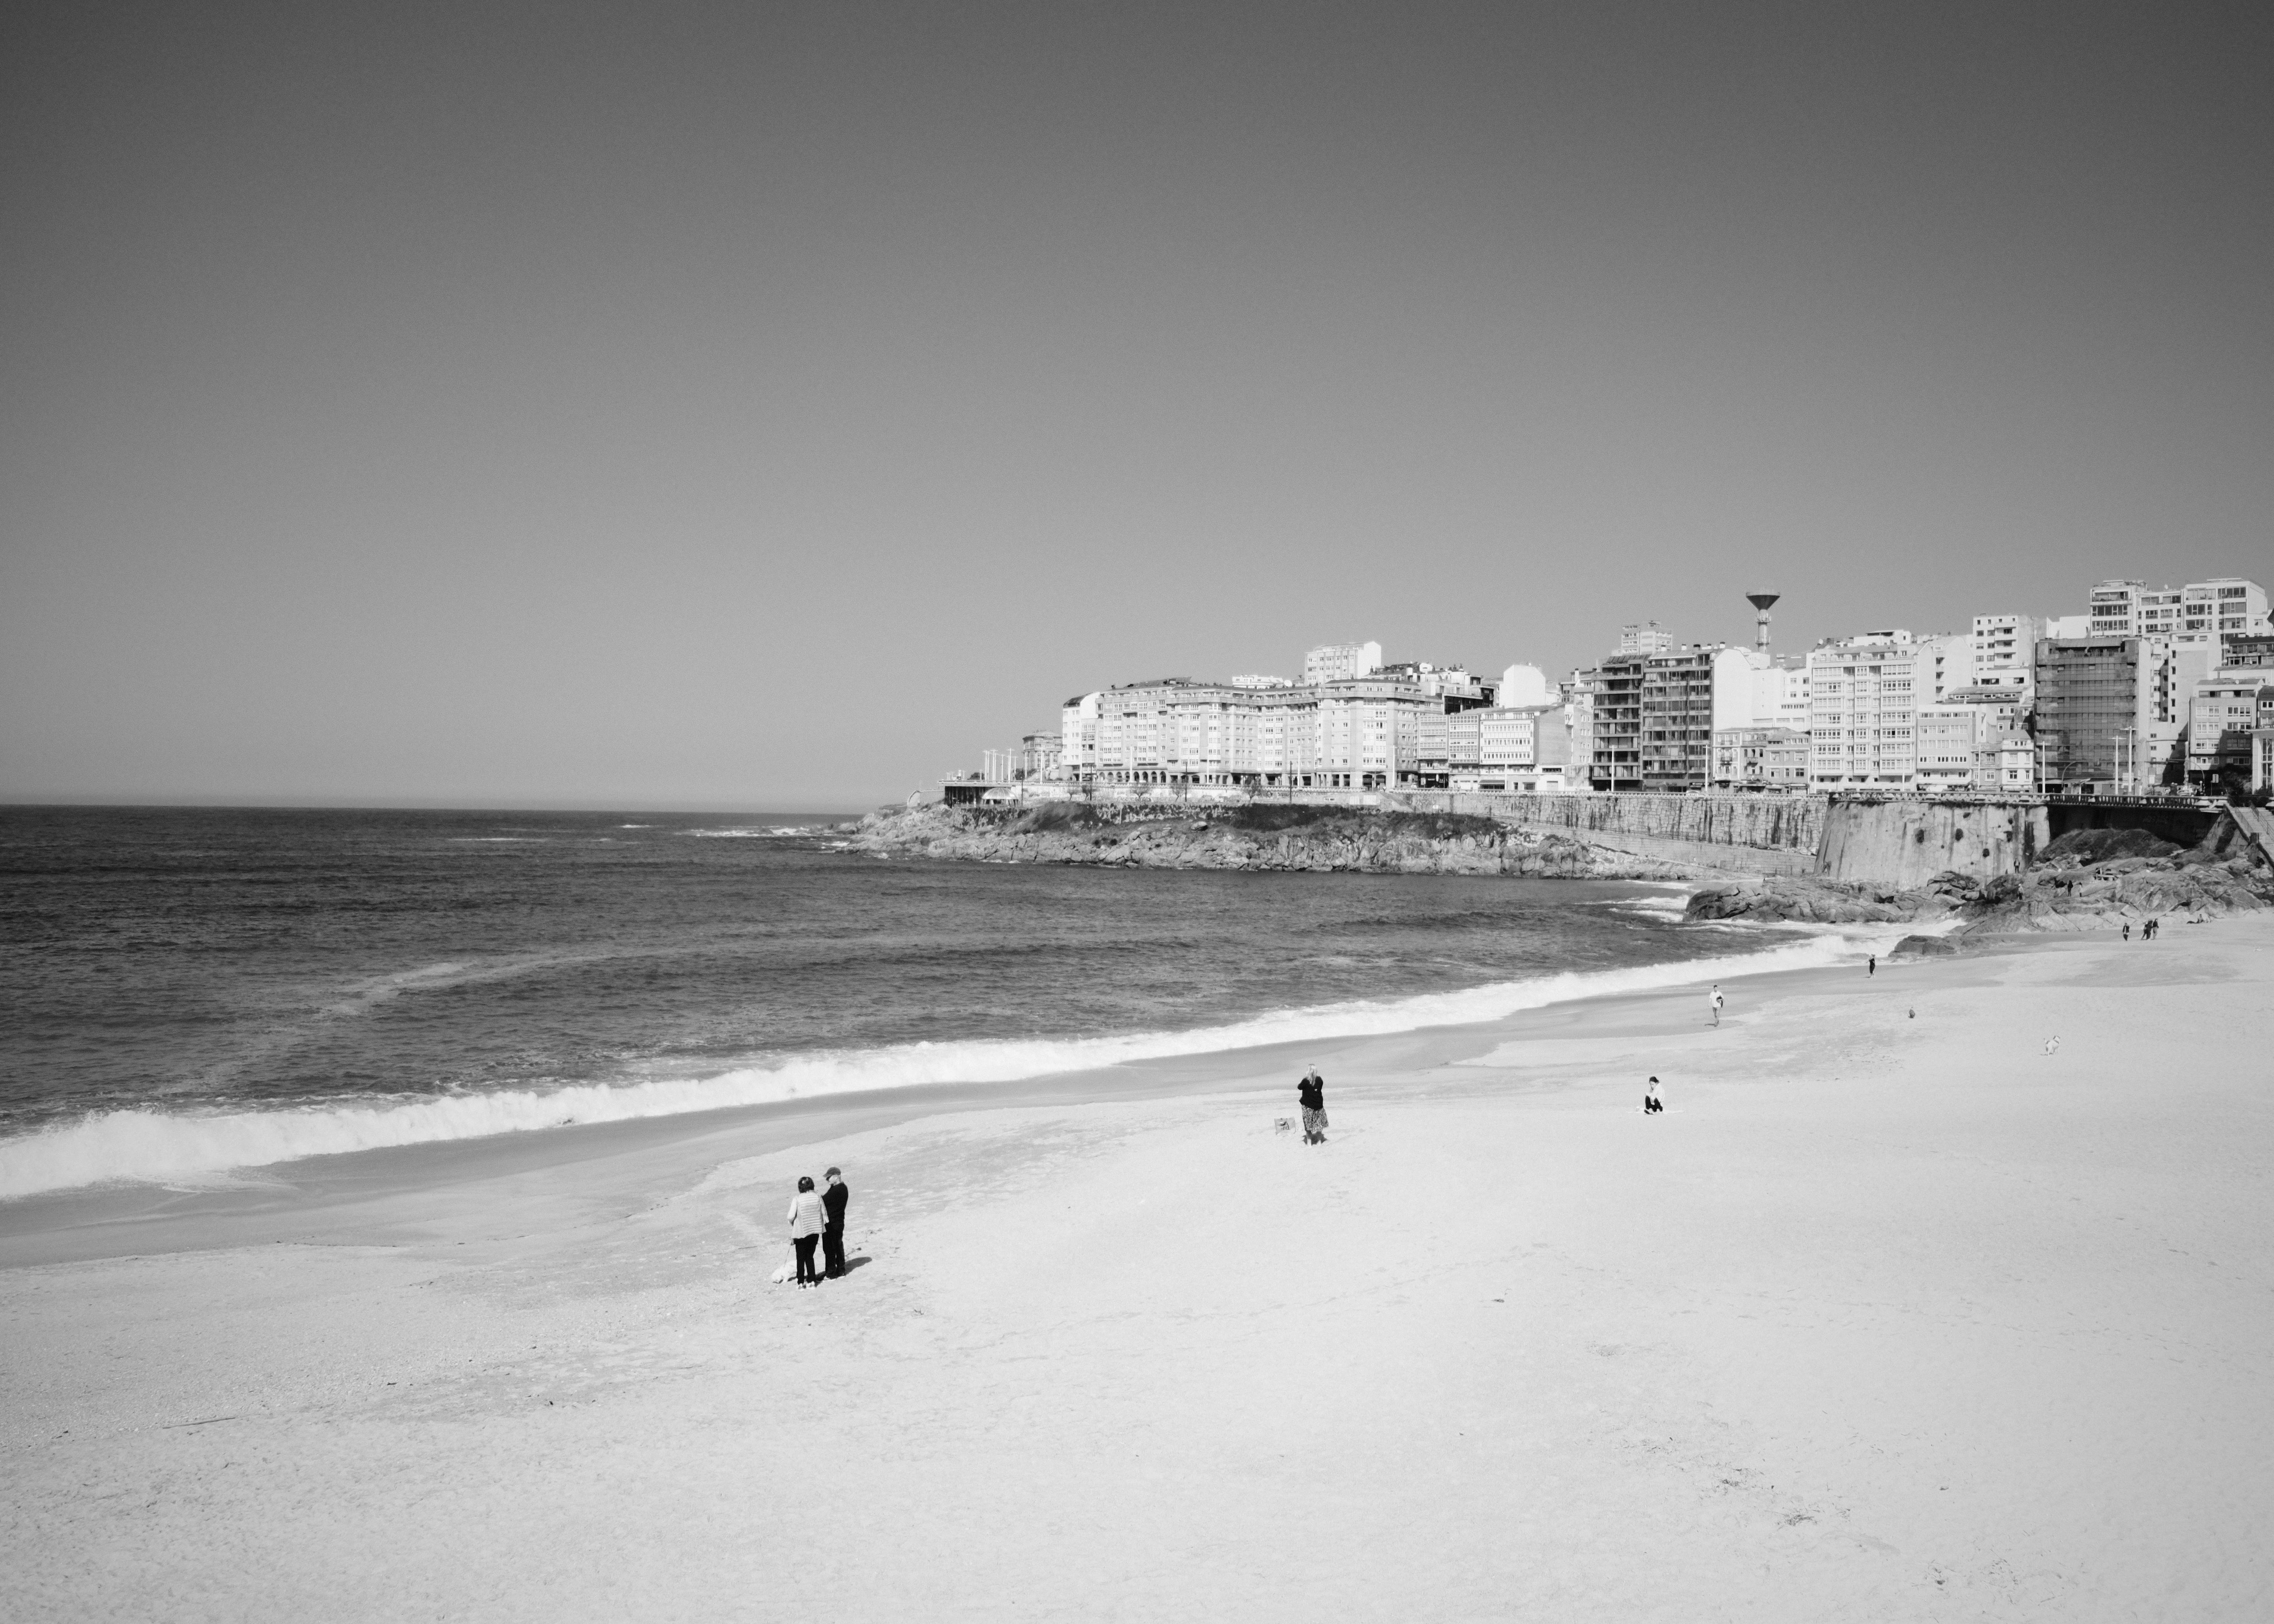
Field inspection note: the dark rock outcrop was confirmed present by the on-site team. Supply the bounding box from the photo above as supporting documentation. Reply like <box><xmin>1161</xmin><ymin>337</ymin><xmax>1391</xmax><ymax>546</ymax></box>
<box><xmin>1684</xmin><ymin>877</ymin><xmax>1915</xmax><ymax>925</ymax></box>
<box><xmin>852</xmin><ymin>804</ymin><xmax>1698</xmax><ymax>880</ymax></box>
<box><xmin>1891</xmin><ymin>933</ymin><xmax>1962</xmax><ymax>958</ymax></box>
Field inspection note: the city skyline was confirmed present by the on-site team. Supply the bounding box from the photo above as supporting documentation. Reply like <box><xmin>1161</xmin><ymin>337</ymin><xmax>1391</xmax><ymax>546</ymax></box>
<box><xmin>4</xmin><ymin>5</ymin><xmax>2271</xmax><ymax>810</ymax></box>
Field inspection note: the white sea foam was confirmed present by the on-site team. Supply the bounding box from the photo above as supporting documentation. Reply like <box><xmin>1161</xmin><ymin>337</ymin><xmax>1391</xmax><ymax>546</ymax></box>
<box><xmin>0</xmin><ymin>927</ymin><xmax>1910</xmax><ymax>1200</ymax></box>
<box><xmin>684</xmin><ymin>826</ymin><xmax>814</xmax><ymax>839</ymax></box>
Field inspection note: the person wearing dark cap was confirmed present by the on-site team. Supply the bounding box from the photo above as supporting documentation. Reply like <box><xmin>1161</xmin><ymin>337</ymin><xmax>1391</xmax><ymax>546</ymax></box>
<box><xmin>821</xmin><ymin>1166</ymin><xmax>850</xmax><ymax>1279</ymax></box>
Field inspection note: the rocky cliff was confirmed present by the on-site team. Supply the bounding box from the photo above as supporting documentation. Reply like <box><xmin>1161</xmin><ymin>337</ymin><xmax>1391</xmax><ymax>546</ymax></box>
<box><xmin>853</xmin><ymin>803</ymin><xmax>1698</xmax><ymax>880</ymax></box>
<box><xmin>1685</xmin><ymin>823</ymin><xmax>2274</xmax><ymax>937</ymax></box>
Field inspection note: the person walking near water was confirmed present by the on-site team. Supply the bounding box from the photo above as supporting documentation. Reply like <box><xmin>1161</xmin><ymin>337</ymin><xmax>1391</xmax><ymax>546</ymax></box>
<box><xmin>788</xmin><ymin>1175</ymin><xmax>826</xmax><ymax>1287</ymax></box>
<box><xmin>2122</xmin><ymin>921</ymin><xmax>2131</xmax><ymax>942</ymax></box>
<box><xmin>1708</xmin><ymin>984</ymin><xmax>1724</xmax><ymax>1027</ymax></box>
<box><xmin>1298</xmin><ymin>1069</ymin><xmax>1328</xmax><ymax>1145</ymax></box>
<box><xmin>821</xmin><ymin>1166</ymin><xmax>850</xmax><ymax>1279</ymax></box>
<box><xmin>1868</xmin><ymin>954</ymin><xmax>1877</xmax><ymax>976</ymax></box>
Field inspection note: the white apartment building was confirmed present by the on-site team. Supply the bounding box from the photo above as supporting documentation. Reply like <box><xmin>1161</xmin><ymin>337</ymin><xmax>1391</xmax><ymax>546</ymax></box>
<box><xmin>1497</xmin><ymin>663</ymin><xmax>1553</xmax><ymax>707</ymax></box>
<box><xmin>1807</xmin><ymin>631</ymin><xmax>1922</xmax><ymax>789</ymax></box>
<box><xmin>2086</xmin><ymin>577</ymin><xmax>2269</xmax><ymax>648</ymax></box>
<box><xmin>1918</xmin><ymin>632</ymin><xmax>1977</xmax><ymax>701</ymax></box>
<box><xmin>1749</xmin><ymin>659</ymin><xmax>1810</xmax><ymax>730</ymax></box>
<box><xmin>1970</xmin><ymin>614</ymin><xmax>2040</xmax><ymax>697</ymax></box>
<box><xmin>2187</xmin><ymin>680</ymin><xmax>2270</xmax><ymax>787</ymax></box>
<box><xmin>1914</xmin><ymin>700</ymin><xmax>2023</xmax><ymax>792</ymax></box>
<box><xmin>1068</xmin><ymin>675</ymin><xmax>1427</xmax><ymax>790</ymax></box>
<box><xmin>1996</xmin><ymin>735</ymin><xmax>2036</xmax><ymax>791</ymax></box>
<box><xmin>1442</xmin><ymin>704</ymin><xmax>1573</xmax><ymax>793</ymax></box>
<box><xmin>1710</xmin><ymin>647</ymin><xmax>1756</xmax><ymax>730</ymax></box>
<box><xmin>1564</xmin><ymin>680</ymin><xmax>1595</xmax><ymax>785</ymax></box>
<box><xmin>1303</xmin><ymin>641</ymin><xmax>1383</xmax><ymax>686</ymax></box>
<box><xmin>1058</xmin><ymin>692</ymin><xmax>1101</xmax><ymax>777</ymax></box>
<box><xmin>1314</xmin><ymin>679</ymin><xmax>1421</xmax><ymax>787</ymax></box>
<box><xmin>1616</xmin><ymin>621</ymin><xmax>1673</xmax><ymax>656</ymax></box>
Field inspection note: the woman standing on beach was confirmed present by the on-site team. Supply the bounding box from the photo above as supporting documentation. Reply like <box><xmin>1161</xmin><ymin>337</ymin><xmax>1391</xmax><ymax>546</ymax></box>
<box><xmin>788</xmin><ymin>1176</ymin><xmax>827</xmax><ymax>1286</ymax></box>
<box><xmin>1298</xmin><ymin>1069</ymin><xmax>1328</xmax><ymax>1145</ymax></box>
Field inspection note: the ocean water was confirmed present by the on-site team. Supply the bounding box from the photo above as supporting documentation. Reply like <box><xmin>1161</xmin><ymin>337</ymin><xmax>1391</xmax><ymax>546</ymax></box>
<box><xmin>0</xmin><ymin>806</ymin><xmax>1868</xmax><ymax>1198</ymax></box>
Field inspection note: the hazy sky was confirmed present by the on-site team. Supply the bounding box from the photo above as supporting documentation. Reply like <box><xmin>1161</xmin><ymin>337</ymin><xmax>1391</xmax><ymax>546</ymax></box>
<box><xmin>4</xmin><ymin>2</ymin><xmax>2269</xmax><ymax>809</ymax></box>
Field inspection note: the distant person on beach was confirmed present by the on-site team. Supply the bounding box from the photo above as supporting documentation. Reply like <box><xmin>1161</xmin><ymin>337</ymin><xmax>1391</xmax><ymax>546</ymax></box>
<box><xmin>1298</xmin><ymin>1069</ymin><xmax>1328</xmax><ymax>1145</ymax></box>
<box><xmin>2123</xmin><ymin>922</ymin><xmax>2131</xmax><ymax>942</ymax></box>
<box><xmin>822</xmin><ymin>1167</ymin><xmax>850</xmax><ymax>1279</ymax></box>
<box><xmin>788</xmin><ymin>1175</ymin><xmax>826</xmax><ymax>1286</ymax></box>
<box><xmin>1645</xmin><ymin>1076</ymin><xmax>1663</xmax><ymax>1114</ymax></box>
<box><xmin>1868</xmin><ymin>954</ymin><xmax>1877</xmax><ymax>976</ymax></box>
<box><xmin>1708</xmin><ymin>985</ymin><xmax>1724</xmax><ymax>1027</ymax></box>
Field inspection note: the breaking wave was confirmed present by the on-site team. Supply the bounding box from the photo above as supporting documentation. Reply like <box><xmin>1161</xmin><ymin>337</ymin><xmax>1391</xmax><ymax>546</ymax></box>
<box><xmin>0</xmin><ymin>928</ymin><xmax>1900</xmax><ymax>1200</ymax></box>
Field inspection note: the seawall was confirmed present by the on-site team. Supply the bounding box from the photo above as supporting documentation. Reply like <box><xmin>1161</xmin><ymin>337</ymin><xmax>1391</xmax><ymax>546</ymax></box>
<box><xmin>1393</xmin><ymin>791</ymin><xmax>1826</xmax><ymax>878</ymax></box>
<box><xmin>1812</xmin><ymin>799</ymin><xmax>2048</xmax><ymax>889</ymax></box>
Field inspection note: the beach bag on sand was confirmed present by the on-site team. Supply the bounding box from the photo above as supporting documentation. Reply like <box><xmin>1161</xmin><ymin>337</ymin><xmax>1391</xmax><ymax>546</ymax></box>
<box><xmin>770</xmin><ymin>1245</ymin><xmax>797</xmax><ymax>1284</ymax></box>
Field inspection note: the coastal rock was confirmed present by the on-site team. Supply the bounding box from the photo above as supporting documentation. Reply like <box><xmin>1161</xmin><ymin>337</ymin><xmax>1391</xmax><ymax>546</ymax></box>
<box><xmin>1952</xmin><ymin>847</ymin><xmax>2274</xmax><ymax>933</ymax></box>
<box><xmin>852</xmin><ymin>804</ymin><xmax>1697</xmax><ymax>881</ymax></box>
<box><xmin>1891</xmin><ymin>933</ymin><xmax>1962</xmax><ymax>958</ymax></box>
<box><xmin>1684</xmin><ymin>877</ymin><xmax>1916</xmax><ymax>926</ymax></box>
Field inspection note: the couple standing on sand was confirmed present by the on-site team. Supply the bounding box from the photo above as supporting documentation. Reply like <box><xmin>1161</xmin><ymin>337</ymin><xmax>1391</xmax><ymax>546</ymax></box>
<box><xmin>786</xmin><ymin>1167</ymin><xmax>850</xmax><ymax>1287</ymax></box>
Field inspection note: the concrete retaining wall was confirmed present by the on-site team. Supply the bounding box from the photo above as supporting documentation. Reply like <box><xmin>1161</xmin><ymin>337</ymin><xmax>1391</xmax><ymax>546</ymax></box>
<box><xmin>1812</xmin><ymin>799</ymin><xmax>2046</xmax><ymax>887</ymax></box>
<box><xmin>1385</xmin><ymin>791</ymin><xmax>1828</xmax><ymax>878</ymax></box>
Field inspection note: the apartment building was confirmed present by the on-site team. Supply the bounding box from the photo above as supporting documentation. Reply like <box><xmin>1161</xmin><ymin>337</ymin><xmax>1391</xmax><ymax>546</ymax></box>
<box><xmin>1378</xmin><ymin>661</ymin><xmax>1494</xmax><ymax>705</ymax></box>
<box><xmin>1067</xmin><ymin>674</ymin><xmax>1431</xmax><ymax>791</ymax></box>
<box><xmin>1498</xmin><ymin>664</ymin><xmax>1554</xmax><ymax>707</ymax></box>
<box><xmin>1589</xmin><ymin>646</ymin><xmax>1718</xmax><ymax>791</ymax></box>
<box><xmin>2085</xmin><ymin>578</ymin><xmax>2269</xmax><ymax>648</ymax></box>
<box><xmin>2187</xmin><ymin>680</ymin><xmax>2274</xmax><ymax>788</ymax></box>
<box><xmin>1314</xmin><ymin>679</ymin><xmax>1424</xmax><ymax>788</ymax></box>
<box><xmin>1914</xmin><ymin>700</ymin><xmax>2023</xmax><ymax>792</ymax></box>
<box><xmin>2033</xmin><ymin>637</ymin><xmax>2165</xmax><ymax>788</ymax></box>
<box><xmin>1806</xmin><ymin>632</ymin><xmax>1922</xmax><ymax>789</ymax></box>
<box><xmin>1970</xmin><ymin>614</ymin><xmax>2040</xmax><ymax>697</ymax></box>
<box><xmin>1918</xmin><ymin>632</ymin><xmax>1977</xmax><ymax>701</ymax></box>
<box><xmin>1302</xmin><ymin>641</ymin><xmax>1383</xmax><ymax>685</ymax></box>
<box><xmin>1059</xmin><ymin>692</ymin><xmax>1102</xmax><ymax>778</ymax></box>
<box><xmin>2221</xmin><ymin>633</ymin><xmax>2274</xmax><ymax>671</ymax></box>
<box><xmin>1748</xmin><ymin>658</ymin><xmax>1810</xmax><ymax>730</ymax></box>
<box><xmin>1710</xmin><ymin>727</ymin><xmax>1809</xmax><ymax>789</ymax></box>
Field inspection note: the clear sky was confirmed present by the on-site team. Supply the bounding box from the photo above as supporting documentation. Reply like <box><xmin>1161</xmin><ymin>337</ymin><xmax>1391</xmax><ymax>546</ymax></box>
<box><xmin>3</xmin><ymin>2</ymin><xmax>2269</xmax><ymax>810</ymax></box>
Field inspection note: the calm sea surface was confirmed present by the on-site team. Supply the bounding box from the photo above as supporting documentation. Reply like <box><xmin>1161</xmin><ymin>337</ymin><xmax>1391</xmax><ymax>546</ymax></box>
<box><xmin>0</xmin><ymin>806</ymin><xmax>1832</xmax><ymax>1195</ymax></box>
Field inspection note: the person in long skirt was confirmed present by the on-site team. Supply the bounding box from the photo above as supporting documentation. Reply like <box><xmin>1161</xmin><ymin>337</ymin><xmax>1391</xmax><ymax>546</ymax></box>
<box><xmin>788</xmin><ymin>1175</ymin><xmax>827</xmax><ymax>1286</ymax></box>
<box><xmin>1297</xmin><ymin>1068</ymin><xmax>1328</xmax><ymax>1145</ymax></box>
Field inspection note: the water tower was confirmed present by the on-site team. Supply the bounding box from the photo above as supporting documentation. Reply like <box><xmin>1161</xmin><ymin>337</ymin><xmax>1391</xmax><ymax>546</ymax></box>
<box><xmin>1746</xmin><ymin>593</ymin><xmax>1780</xmax><ymax>655</ymax></box>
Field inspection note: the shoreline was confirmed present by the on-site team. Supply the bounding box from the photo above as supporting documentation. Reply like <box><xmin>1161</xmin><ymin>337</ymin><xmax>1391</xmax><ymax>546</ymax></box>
<box><xmin>9</xmin><ymin>915</ymin><xmax>2272</xmax><ymax>1617</ymax></box>
<box><xmin>4</xmin><ymin>913</ymin><xmax>2010</xmax><ymax>1266</ymax></box>
<box><xmin>0</xmin><ymin>896</ymin><xmax>1901</xmax><ymax>1228</ymax></box>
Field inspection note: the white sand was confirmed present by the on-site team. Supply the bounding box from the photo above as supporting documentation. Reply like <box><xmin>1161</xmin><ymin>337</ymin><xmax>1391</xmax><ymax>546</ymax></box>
<box><xmin>7</xmin><ymin>919</ymin><xmax>2274</xmax><ymax>1620</ymax></box>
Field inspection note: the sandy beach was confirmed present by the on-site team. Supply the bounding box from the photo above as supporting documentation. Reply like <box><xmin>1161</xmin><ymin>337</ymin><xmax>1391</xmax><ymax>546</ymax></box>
<box><xmin>7</xmin><ymin>918</ymin><xmax>2274</xmax><ymax>1621</ymax></box>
